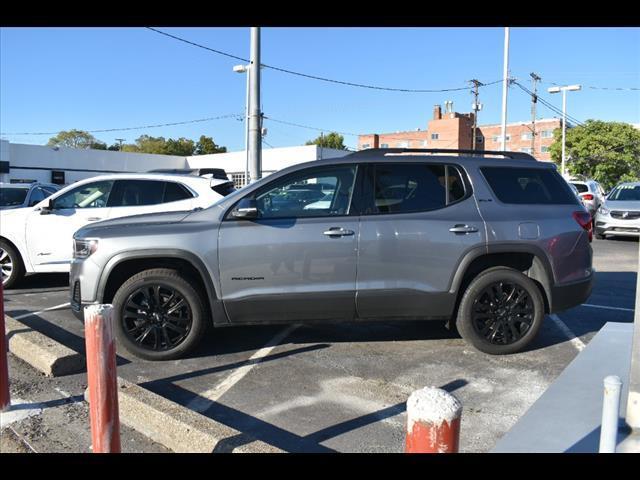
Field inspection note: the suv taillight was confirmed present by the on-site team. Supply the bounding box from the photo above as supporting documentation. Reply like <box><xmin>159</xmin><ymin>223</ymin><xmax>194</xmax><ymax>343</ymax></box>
<box><xmin>573</xmin><ymin>211</ymin><xmax>593</xmax><ymax>242</ymax></box>
<box><xmin>582</xmin><ymin>193</ymin><xmax>594</xmax><ymax>201</ymax></box>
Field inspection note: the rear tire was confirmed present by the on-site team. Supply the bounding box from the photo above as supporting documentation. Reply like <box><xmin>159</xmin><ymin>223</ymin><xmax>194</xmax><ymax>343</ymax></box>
<box><xmin>456</xmin><ymin>268</ymin><xmax>545</xmax><ymax>355</ymax></box>
<box><xmin>0</xmin><ymin>239</ymin><xmax>25</xmax><ymax>289</ymax></box>
<box><xmin>112</xmin><ymin>268</ymin><xmax>207</xmax><ymax>361</ymax></box>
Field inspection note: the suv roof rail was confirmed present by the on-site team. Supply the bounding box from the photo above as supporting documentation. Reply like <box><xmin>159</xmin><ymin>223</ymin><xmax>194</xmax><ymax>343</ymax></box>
<box><xmin>349</xmin><ymin>148</ymin><xmax>537</xmax><ymax>162</ymax></box>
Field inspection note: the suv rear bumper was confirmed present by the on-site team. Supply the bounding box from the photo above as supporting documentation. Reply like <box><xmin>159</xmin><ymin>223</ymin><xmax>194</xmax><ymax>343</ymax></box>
<box><xmin>550</xmin><ymin>274</ymin><xmax>594</xmax><ymax>313</ymax></box>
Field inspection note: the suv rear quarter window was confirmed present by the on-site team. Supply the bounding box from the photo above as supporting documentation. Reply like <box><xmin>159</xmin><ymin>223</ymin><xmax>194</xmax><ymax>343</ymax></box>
<box><xmin>481</xmin><ymin>167</ymin><xmax>578</xmax><ymax>205</ymax></box>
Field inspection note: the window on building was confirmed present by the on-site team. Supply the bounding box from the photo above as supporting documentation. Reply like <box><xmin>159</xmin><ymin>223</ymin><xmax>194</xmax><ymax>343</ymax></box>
<box><xmin>521</xmin><ymin>132</ymin><xmax>533</xmax><ymax>140</ymax></box>
<box><xmin>361</xmin><ymin>143</ymin><xmax>370</xmax><ymax>149</ymax></box>
<box><xmin>396</xmin><ymin>141</ymin><xmax>409</xmax><ymax>148</ymax></box>
<box><xmin>541</xmin><ymin>130</ymin><xmax>553</xmax><ymax>138</ymax></box>
<box><xmin>520</xmin><ymin>147</ymin><xmax>533</xmax><ymax>154</ymax></box>
<box><xmin>431</xmin><ymin>133</ymin><xmax>439</xmax><ymax>140</ymax></box>
<box><xmin>380</xmin><ymin>143</ymin><xmax>389</xmax><ymax>148</ymax></box>
<box><xmin>476</xmin><ymin>136</ymin><xmax>484</xmax><ymax>143</ymax></box>
<box><xmin>422</xmin><ymin>140</ymin><xmax>428</xmax><ymax>147</ymax></box>
<box><xmin>541</xmin><ymin>146</ymin><xmax>550</xmax><ymax>153</ymax></box>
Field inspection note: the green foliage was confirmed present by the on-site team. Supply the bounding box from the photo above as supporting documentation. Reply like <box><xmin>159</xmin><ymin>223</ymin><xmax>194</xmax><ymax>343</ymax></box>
<box><xmin>549</xmin><ymin>120</ymin><xmax>640</xmax><ymax>190</ymax></box>
<box><xmin>305</xmin><ymin>132</ymin><xmax>347</xmax><ymax>150</ymax></box>
<box><xmin>194</xmin><ymin>135</ymin><xmax>227</xmax><ymax>155</ymax></box>
<box><xmin>47</xmin><ymin>129</ymin><xmax>103</xmax><ymax>149</ymax></box>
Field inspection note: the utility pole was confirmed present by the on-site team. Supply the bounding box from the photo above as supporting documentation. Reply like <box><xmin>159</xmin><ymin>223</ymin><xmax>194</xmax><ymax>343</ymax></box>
<box><xmin>115</xmin><ymin>138</ymin><xmax>125</xmax><ymax>151</ymax></box>
<box><xmin>469</xmin><ymin>80</ymin><xmax>483</xmax><ymax>151</ymax></box>
<box><xmin>529</xmin><ymin>73</ymin><xmax>541</xmax><ymax>154</ymax></box>
<box><xmin>500</xmin><ymin>27</ymin><xmax>510</xmax><ymax>151</ymax></box>
<box><xmin>248</xmin><ymin>27</ymin><xmax>262</xmax><ymax>183</ymax></box>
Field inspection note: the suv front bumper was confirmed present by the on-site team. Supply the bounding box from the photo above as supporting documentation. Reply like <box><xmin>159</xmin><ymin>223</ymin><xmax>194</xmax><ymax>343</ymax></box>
<box><xmin>70</xmin><ymin>258</ymin><xmax>102</xmax><ymax>321</ymax></box>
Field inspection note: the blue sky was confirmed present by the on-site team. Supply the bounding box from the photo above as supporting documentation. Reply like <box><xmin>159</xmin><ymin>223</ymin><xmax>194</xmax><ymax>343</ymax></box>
<box><xmin>1</xmin><ymin>27</ymin><xmax>639</xmax><ymax>151</ymax></box>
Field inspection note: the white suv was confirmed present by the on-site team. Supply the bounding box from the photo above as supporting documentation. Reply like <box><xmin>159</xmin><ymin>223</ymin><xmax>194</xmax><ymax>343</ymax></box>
<box><xmin>0</xmin><ymin>173</ymin><xmax>232</xmax><ymax>287</ymax></box>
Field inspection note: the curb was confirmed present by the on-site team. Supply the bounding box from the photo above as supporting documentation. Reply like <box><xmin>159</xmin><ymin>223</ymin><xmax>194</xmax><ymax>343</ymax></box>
<box><xmin>4</xmin><ymin>315</ymin><xmax>85</xmax><ymax>377</ymax></box>
<box><xmin>114</xmin><ymin>377</ymin><xmax>284</xmax><ymax>453</ymax></box>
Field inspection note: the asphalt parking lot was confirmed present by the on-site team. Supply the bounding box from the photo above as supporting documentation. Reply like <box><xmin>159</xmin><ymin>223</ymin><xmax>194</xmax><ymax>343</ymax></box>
<box><xmin>3</xmin><ymin>237</ymin><xmax>637</xmax><ymax>453</ymax></box>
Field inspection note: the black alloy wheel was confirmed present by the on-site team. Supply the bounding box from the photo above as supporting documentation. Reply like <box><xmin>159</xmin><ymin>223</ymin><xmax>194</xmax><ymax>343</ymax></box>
<box><xmin>122</xmin><ymin>284</ymin><xmax>193</xmax><ymax>351</ymax></box>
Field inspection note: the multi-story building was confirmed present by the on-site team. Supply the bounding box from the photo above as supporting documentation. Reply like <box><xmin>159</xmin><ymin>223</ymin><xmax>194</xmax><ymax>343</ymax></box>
<box><xmin>358</xmin><ymin>103</ymin><xmax>562</xmax><ymax>161</ymax></box>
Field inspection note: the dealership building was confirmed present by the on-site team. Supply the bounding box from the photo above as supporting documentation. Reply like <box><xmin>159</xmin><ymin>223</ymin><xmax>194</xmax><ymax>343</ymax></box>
<box><xmin>0</xmin><ymin>140</ymin><xmax>350</xmax><ymax>187</ymax></box>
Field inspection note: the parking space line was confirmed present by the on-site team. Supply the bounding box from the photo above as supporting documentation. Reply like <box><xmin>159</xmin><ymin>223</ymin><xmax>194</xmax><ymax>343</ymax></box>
<box><xmin>548</xmin><ymin>314</ymin><xmax>586</xmax><ymax>352</ymax></box>
<box><xmin>186</xmin><ymin>324</ymin><xmax>300</xmax><ymax>412</ymax></box>
<box><xmin>580</xmin><ymin>303</ymin><xmax>634</xmax><ymax>313</ymax></box>
<box><xmin>11</xmin><ymin>303</ymin><xmax>71</xmax><ymax>321</ymax></box>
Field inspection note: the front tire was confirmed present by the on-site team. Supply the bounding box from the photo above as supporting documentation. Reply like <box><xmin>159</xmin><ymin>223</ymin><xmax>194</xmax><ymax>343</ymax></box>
<box><xmin>456</xmin><ymin>268</ymin><xmax>545</xmax><ymax>355</ymax></box>
<box><xmin>112</xmin><ymin>268</ymin><xmax>207</xmax><ymax>361</ymax></box>
<box><xmin>0</xmin><ymin>239</ymin><xmax>25</xmax><ymax>289</ymax></box>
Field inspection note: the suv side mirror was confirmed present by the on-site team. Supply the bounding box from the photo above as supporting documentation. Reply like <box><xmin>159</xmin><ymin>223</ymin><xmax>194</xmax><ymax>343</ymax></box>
<box><xmin>231</xmin><ymin>198</ymin><xmax>259</xmax><ymax>220</ymax></box>
<box><xmin>40</xmin><ymin>198</ymin><xmax>54</xmax><ymax>215</ymax></box>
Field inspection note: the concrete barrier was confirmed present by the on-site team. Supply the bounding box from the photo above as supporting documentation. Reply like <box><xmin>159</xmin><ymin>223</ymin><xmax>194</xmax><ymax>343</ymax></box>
<box><xmin>4</xmin><ymin>315</ymin><xmax>85</xmax><ymax>377</ymax></box>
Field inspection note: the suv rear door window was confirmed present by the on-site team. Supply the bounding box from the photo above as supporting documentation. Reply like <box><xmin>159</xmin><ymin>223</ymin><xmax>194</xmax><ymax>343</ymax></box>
<box><xmin>368</xmin><ymin>163</ymin><xmax>466</xmax><ymax>214</ymax></box>
<box><xmin>481</xmin><ymin>167</ymin><xmax>577</xmax><ymax>205</ymax></box>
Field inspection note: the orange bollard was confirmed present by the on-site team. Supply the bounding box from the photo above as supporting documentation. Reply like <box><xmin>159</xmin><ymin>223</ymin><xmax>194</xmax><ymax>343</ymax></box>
<box><xmin>405</xmin><ymin>386</ymin><xmax>462</xmax><ymax>453</ymax></box>
<box><xmin>84</xmin><ymin>304</ymin><xmax>121</xmax><ymax>453</ymax></box>
<box><xmin>0</xmin><ymin>282</ymin><xmax>10</xmax><ymax>412</ymax></box>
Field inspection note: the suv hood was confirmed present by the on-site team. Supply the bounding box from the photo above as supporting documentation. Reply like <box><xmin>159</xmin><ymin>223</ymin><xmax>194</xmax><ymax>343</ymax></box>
<box><xmin>75</xmin><ymin>209</ymin><xmax>194</xmax><ymax>238</ymax></box>
<box><xmin>604</xmin><ymin>200</ymin><xmax>640</xmax><ymax>211</ymax></box>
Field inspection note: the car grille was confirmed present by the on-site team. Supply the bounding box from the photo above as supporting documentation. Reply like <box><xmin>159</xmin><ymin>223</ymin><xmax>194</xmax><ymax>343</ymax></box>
<box><xmin>610</xmin><ymin>211</ymin><xmax>640</xmax><ymax>220</ymax></box>
<box><xmin>71</xmin><ymin>281</ymin><xmax>81</xmax><ymax>312</ymax></box>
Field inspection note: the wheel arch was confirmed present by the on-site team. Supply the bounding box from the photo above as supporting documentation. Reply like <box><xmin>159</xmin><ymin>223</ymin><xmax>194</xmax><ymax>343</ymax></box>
<box><xmin>449</xmin><ymin>244</ymin><xmax>554</xmax><ymax>315</ymax></box>
<box><xmin>97</xmin><ymin>249</ymin><xmax>228</xmax><ymax>326</ymax></box>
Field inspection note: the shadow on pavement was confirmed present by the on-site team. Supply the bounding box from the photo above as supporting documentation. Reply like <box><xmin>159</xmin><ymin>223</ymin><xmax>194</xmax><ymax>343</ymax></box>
<box><xmin>141</xmin><ymin>377</ymin><xmax>467</xmax><ymax>453</ymax></box>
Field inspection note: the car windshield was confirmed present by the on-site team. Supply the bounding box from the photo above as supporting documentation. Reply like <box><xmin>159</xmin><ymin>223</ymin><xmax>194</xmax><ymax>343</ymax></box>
<box><xmin>608</xmin><ymin>185</ymin><xmax>640</xmax><ymax>201</ymax></box>
<box><xmin>0</xmin><ymin>188</ymin><xmax>28</xmax><ymax>207</ymax></box>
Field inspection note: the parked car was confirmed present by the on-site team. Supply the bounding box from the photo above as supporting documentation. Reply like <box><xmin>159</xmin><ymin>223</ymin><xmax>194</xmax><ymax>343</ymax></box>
<box><xmin>569</xmin><ymin>179</ymin><xmax>606</xmax><ymax>216</ymax></box>
<box><xmin>0</xmin><ymin>173</ymin><xmax>231</xmax><ymax>288</ymax></box>
<box><xmin>70</xmin><ymin>148</ymin><xmax>593</xmax><ymax>360</ymax></box>
<box><xmin>0</xmin><ymin>182</ymin><xmax>60</xmax><ymax>210</ymax></box>
<box><xmin>594</xmin><ymin>181</ymin><xmax>640</xmax><ymax>240</ymax></box>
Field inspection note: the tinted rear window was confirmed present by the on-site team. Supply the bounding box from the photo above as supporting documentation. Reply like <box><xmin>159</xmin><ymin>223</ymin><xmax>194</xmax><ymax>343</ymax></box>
<box><xmin>571</xmin><ymin>183</ymin><xmax>589</xmax><ymax>193</ymax></box>
<box><xmin>481</xmin><ymin>167</ymin><xmax>578</xmax><ymax>205</ymax></box>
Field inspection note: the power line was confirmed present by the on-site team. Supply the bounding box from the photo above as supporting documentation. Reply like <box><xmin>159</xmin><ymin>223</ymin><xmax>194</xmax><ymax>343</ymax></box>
<box><xmin>146</xmin><ymin>27</ymin><xmax>502</xmax><ymax>94</ymax></box>
<box><xmin>514</xmin><ymin>82</ymin><xmax>585</xmax><ymax>126</ymax></box>
<box><xmin>0</xmin><ymin>113</ymin><xmax>243</xmax><ymax>136</ymax></box>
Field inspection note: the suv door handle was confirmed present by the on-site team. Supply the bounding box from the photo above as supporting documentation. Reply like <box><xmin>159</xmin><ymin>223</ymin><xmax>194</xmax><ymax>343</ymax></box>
<box><xmin>87</xmin><ymin>217</ymin><xmax>103</xmax><ymax>222</ymax></box>
<box><xmin>449</xmin><ymin>224</ymin><xmax>479</xmax><ymax>234</ymax></box>
<box><xmin>323</xmin><ymin>227</ymin><xmax>355</xmax><ymax>237</ymax></box>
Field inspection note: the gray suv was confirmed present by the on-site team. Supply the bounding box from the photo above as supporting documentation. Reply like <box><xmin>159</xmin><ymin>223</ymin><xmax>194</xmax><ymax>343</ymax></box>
<box><xmin>70</xmin><ymin>149</ymin><xmax>594</xmax><ymax>360</ymax></box>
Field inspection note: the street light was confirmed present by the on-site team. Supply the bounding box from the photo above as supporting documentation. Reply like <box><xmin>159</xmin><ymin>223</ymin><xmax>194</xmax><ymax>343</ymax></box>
<box><xmin>548</xmin><ymin>84</ymin><xmax>581</xmax><ymax>177</ymax></box>
<box><xmin>234</xmin><ymin>64</ymin><xmax>251</xmax><ymax>186</ymax></box>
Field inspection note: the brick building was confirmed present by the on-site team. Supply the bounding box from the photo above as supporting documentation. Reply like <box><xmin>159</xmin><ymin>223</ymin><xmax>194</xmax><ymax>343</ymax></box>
<box><xmin>358</xmin><ymin>103</ymin><xmax>562</xmax><ymax>161</ymax></box>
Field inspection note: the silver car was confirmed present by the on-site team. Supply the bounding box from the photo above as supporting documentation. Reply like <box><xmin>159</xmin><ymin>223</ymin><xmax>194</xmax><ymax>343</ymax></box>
<box><xmin>70</xmin><ymin>149</ymin><xmax>594</xmax><ymax>360</ymax></box>
<box><xmin>569</xmin><ymin>179</ymin><xmax>606</xmax><ymax>216</ymax></box>
<box><xmin>594</xmin><ymin>181</ymin><xmax>640</xmax><ymax>239</ymax></box>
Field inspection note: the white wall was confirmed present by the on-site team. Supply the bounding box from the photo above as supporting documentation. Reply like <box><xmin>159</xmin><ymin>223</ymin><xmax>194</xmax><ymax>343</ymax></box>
<box><xmin>2</xmin><ymin>141</ymin><xmax>351</xmax><ymax>186</ymax></box>
<box><xmin>5</xmin><ymin>142</ymin><xmax>188</xmax><ymax>184</ymax></box>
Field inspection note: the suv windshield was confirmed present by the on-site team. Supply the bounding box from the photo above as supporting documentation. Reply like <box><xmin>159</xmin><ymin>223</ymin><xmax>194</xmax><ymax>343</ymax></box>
<box><xmin>608</xmin><ymin>184</ymin><xmax>640</xmax><ymax>201</ymax></box>
<box><xmin>0</xmin><ymin>188</ymin><xmax>28</xmax><ymax>207</ymax></box>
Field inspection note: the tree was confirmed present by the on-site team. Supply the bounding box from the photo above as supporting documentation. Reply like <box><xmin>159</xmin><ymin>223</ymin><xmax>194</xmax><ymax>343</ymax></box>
<box><xmin>549</xmin><ymin>120</ymin><xmax>640</xmax><ymax>191</ymax></box>
<box><xmin>194</xmin><ymin>135</ymin><xmax>227</xmax><ymax>155</ymax></box>
<box><xmin>47</xmin><ymin>129</ymin><xmax>105</xmax><ymax>150</ymax></box>
<box><xmin>305</xmin><ymin>132</ymin><xmax>347</xmax><ymax>150</ymax></box>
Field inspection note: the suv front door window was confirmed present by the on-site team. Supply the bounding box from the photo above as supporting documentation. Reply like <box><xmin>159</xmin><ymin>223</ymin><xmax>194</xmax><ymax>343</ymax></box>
<box><xmin>219</xmin><ymin>164</ymin><xmax>361</xmax><ymax>323</ymax></box>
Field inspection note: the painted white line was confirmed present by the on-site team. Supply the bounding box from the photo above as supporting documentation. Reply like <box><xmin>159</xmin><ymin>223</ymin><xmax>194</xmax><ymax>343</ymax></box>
<box><xmin>0</xmin><ymin>398</ymin><xmax>42</xmax><ymax>428</ymax></box>
<box><xmin>187</xmin><ymin>324</ymin><xmax>299</xmax><ymax>412</ymax></box>
<box><xmin>581</xmin><ymin>303</ymin><xmax>634</xmax><ymax>313</ymax></box>
<box><xmin>549</xmin><ymin>314</ymin><xmax>586</xmax><ymax>352</ymax></box>
<box><xmin>11</xmin><ymin>303</ymin><xmax>71</xmax><ymax>321</ymax></box>
<box><xmin>7</xmin><ymin>424</ymin><xmax>38</xmax><ymax>453</ymax></box>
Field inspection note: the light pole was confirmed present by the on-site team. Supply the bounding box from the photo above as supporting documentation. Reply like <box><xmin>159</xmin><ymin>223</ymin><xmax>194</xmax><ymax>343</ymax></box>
<box><xmin>500</xmin><ymin>27</ymin><xmax>510</xmax><ymax>151</ymax></box>
<box><xmin>548</xmin><ymin>84</ymin><xmax>581</xmax><ymax>177</ymax></box>
<box><xmin>233</xmin><ymin>64</ymin><xmax>250</xmax><ymax>187</ymax></box>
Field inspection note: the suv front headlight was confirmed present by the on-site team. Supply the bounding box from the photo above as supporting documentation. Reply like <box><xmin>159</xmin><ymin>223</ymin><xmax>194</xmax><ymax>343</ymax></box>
<box><xmin>73</xmin><ymin>238</ymin><xmax>99</xmax><ymax>259</ymax></box>
<box><xmin>598</xmin><ymin>205</ymin><xmax>610</xmax><ymax>216</ymax></box>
